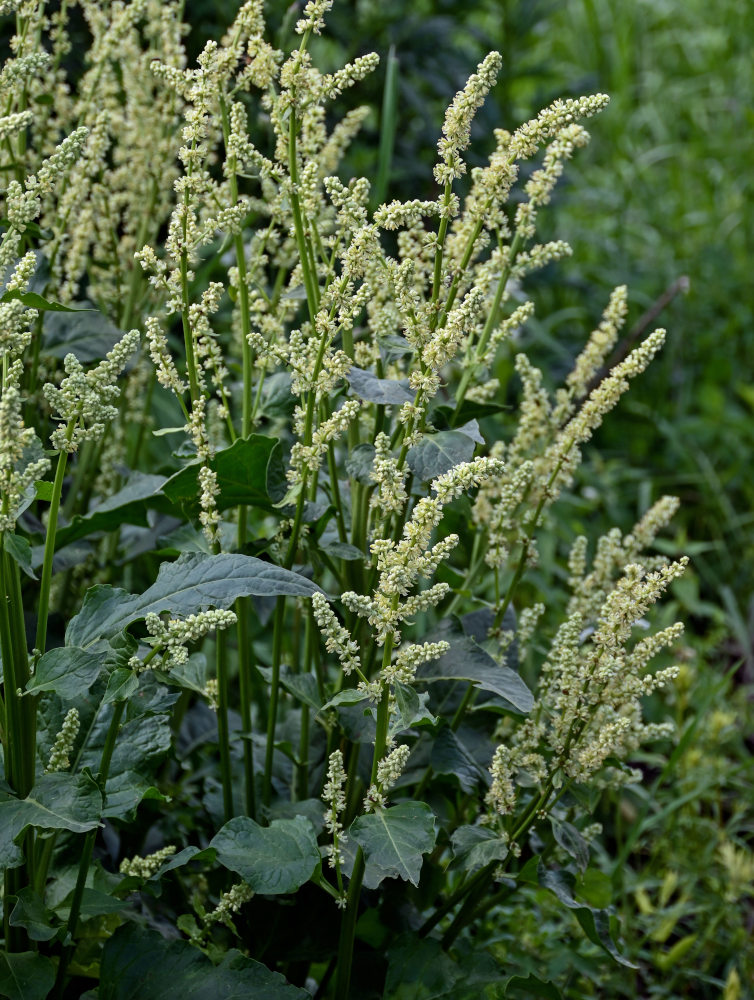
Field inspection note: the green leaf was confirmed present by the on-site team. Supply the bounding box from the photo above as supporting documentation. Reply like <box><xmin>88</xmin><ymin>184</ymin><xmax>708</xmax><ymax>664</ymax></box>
<box><xmin>349</xmin><ymin>801</ymin><xmax>436</xmax><ymax>889</ymax></box>
<box><xmin>103</xmin><ymin>668</ymin><xmax>139</xmax><ymax>703</ymax></box>
<box><xmin>211</xmin><ymin>816</ymin><xmax>320</xmax><ymax>895</ymax></box>
<box><xmin>346</xmin><ymin>366</ymin><xmax>413</xmax><ymax>405</ymax></box>
<box><xmin>42</xmin><ymin>307</ymin><xmax>125</xmax><ymax>361</ymax></box>
<box><xmin>384</xmin><ymin>938</ymin><xmax>508</xmax><ymax>999</ymax></box>
<box><xmin>0</xmin><ymin>772</ymin><xmax>101</xmax><ymax>872</ymax></box>
<box><xmin>9</xmin><ymin>888</ymin><xmax>58</xmax><ymax>942</ymax></box>
<box><xmin>67</xmin><ymin>552</ymin><xmax>322</xmax><ymax>646</ymax></box>
<box><xmin>407</xmin><ymin>430</ymin><xmax>475</xmax><ymax>482</ymax></box>
<box><xmin>162</xmin><ymin>434</ymin><xmax>280</xmax><ymax>513</ymax></box>
<box><xmin>0</xmin><ymin>287</ymin><xmax>89</xmax><ymax>312</ymax></box>
<box><xmin>391</xmin><ymin>682</ymin><xmax>436</xmax><ymax>737</ymax></box>
<box><xmin>56</xmin><ymin>473</ymin><xmax>169</xmax><ymax>548</ymax></box>
<box><xmin>345</xmin><ymin>443</ymin><xmax>375</xmax><ymax>484</ymax></box>
<box><xmin>432</xmin><ymin>726</ymin><xmax>489</xmax><ymax>792</ymax></box>
<box><xmin>419</xmin><ymin>619</ymin><xmax>533</xmax><ymax>714</ymax></box>
<box><xmin>450</xmin><ymin>825</ymin><xmax>509</xmax><ymax>872</ymax></box>
<box><xmin>2</xmin><ymin>532</ymin><xmax>36</xmax><ymax>579</ymax></box>
<box><xmin>26</xmin><ymin>646</ymin><xmax>102</xmax><ymax>701</ymax></box>
<box><xmin>99</xmin><ymin>923</ymin><xmax>309</xmax><ymax>999</ymax></box>
<box><xmin>551</xmin><ymin>818</ymin><xmax>590</xmax><ymax>874</ymax></box>
<box><xmin>0</xmin><ymin>952</ymin><xmax>56</xmax><ymax>1000</ymax></box>
<box><xmin>537</xmin><ymin>862</ymin><xmax>635</xmax><ymax>967</ymax></box>
<box><xmin>320</xmin><ymin>540</ymin><xmax>366</xmax><ymax>561</ymax></box>
<box><xmin>383</xmin><ymin>937</ymin><xmax>462</xmax><ymax>999</ymax></box>
<box><xmin>504</xmin><ymin>974</ymin><xmax>562</xmax><ymax>999</ymax></box>
<box><xmin>34</xmin><ymin>480</ymin><xmax>53</xmax><ymax>502</ymax></box>
<box><xmin>279</xmin><ymin>671</ymin><xmax>322</xmax><ymax>712</ymax></box>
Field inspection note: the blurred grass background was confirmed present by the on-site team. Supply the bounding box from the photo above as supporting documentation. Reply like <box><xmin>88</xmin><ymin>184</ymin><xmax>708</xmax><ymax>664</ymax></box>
<box><xmin>190</xmin><ymin>1</ymin><xmax>754</xmax><ymax>991</ymax></box>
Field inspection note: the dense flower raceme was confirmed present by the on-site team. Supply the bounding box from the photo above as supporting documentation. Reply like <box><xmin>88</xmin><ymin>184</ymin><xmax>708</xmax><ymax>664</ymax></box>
<box><xmin>0</xmin><ymin>1</ymin><xmax>690</xmax><ymax>992</ymax></box>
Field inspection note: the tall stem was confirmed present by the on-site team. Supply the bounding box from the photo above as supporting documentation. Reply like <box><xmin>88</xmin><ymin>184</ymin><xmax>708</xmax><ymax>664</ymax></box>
<box><xmin>54</xmin><ymin>699</ymin><xmax>125</xmax><ymax>998</ymax></box>
<box><xmin>35</xmin><ymin>420</ymin><xmax>76</xmax><ymax>654</ymax></box>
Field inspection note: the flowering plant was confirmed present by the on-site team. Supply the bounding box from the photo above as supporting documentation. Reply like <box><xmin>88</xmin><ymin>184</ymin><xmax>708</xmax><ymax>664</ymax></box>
<box><xmin>0</xmin><ymin>1</ymin><xmax>686</xmax><ymax>996</ymax></box>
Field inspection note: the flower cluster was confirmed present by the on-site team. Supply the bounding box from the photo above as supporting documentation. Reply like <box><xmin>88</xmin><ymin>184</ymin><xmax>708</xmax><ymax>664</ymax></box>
<box><xmin>43</xmin><ymin>329</ymin><xmax>140</xmax><ymax>452</ymax></box>
<box><xmin>130</xmin><ymin>608</ymin><xmax>238</xmax><ymax>672</ymax></box>
<box><xmin>119</xmin><ymin>844</ymin><xmax>177</xmax><ymax>879</ymax></box>
<box><xmin>45</xmin><ymin>707</ymin><xmax>80</xmax><ymax>773</ymax></box>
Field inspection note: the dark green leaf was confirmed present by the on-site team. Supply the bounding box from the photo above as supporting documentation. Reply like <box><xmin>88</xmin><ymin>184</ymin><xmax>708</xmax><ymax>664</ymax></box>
<box><xmin>26</xmin><ymin>646</ymin><xmax>102</xmax><ymax>700</ymax></box>
<box><xmin>99</xmin><ymin>923</ymin><xmax>309</xmax><ymax>999</ymax></box>
<box><xmin>432</xmin><ymin>727</ymin><xmax>489</xmax><ymax>793</ymax></box>
<box><xmin>211</xmin><ymin>815</ymin><xmax>320</xmax><ymax>895</ymax></box>
<box><xmin>505</xmin><ymin>974</ymin><xmax>562</xmax><ymax>999</ymax></box>
<box><xmin>391</xmin><ymin>682</ymin><xmax>436</xmax><ymax>737</ymax></box>
<box><xmin>551</xmin><ymin>817</ymin><xmax>590</xmax><ymax>874</ymax></box>
<box><xmin>0</xmin><ymin>772</ymin><xmax>101</xmax><ymax>872</ymax></box>
<box><xmin>67</xmin><ymin>552</ymin><xmax>322</xmax><ymax>646</ymax></box>
<box><xmin>9</xmin><ymin>888</ymin><xmax>58</xmax><ymax>942</ymax></box>
<box><xmin>450</xmin><ymin>825</ymin><xmax>509</xmax><ymax>872</ymax></box>
<box><xmin>320</xmin><ymin>540</ymin><xmax>366</xmax><ymax>561</ymax></box>
<box><xmin>346</xmin><ymin>366</ymin><xmax>413</xmax><ymax>404</ymax></box>
<box><xmin>537</xmin><ymin>862</ymin><xmax>635</xmax><ymax>967</ymax></box>
<box><xmin>2</xmin><ymin>533</ymin><xmax>36</xmax><ymax>579</ymax></box>
<box><xmin>0</xmin><ymin>288</ymin><xmax>89</xmax><ymax>312</ymax></box>
<box><xmin>0</xmin><ymin>952</ymin><xmax>55</xmax><ymax>1000</ymax></box>
<box><xmin>419</xmin><ymin>619</ymin><xmax>533</xmax><ymax>714</ymax></box>
<box><xmin>162</xmin><ymin>435</ymin><xmax>280</xmax><ymax>513</ymax></box>
<box><xmin>56</xmin><ymin>473</ymin><xmax>169</xmax><ymax>548</ymax></box>
<box><xmin>345</xmin><ymin>443</ymin><xmax>375</xmax><ymax>484</ymax></box>
<box><xmin>42</xmin><ymin>307</ymin><xmax>125</xmax><ymax>361</ymax></box>
<box><xmin>103</xmin><ymin>668</ymin><xmax>139</xmax><ymax>703</ymax></box>
<box><xmin>349</xmin><ymin>801</ymin><xmax>436</xmax><ymax>888</ymax></box>
<box><xmin>407</xmin><ymin>430</ymin><xmax>475</xmax><ymax>482</ymax></box>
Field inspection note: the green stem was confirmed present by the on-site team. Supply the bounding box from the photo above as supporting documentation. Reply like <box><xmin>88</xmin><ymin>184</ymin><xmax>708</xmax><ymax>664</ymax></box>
<box><xmin>216</xmin><ymin>630</ymin><xmax>234</xmax><ymax>822</ymax></box>
<box><xmin>54</xmin><ymin>699</ymin><xmax>125</xmax><ymax>997</ymax></box>
<box><xmin>36</xmin><ymin>420</ymin><xmax>76</xmax><ymax>654</ymax></box>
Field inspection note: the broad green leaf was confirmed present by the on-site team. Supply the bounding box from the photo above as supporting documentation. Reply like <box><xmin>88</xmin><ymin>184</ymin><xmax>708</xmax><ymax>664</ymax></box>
<box><xmin>419</xmin><ymin>619</ymin><xmax>533</xmax><ymax>714</ymax></box>
<box><xmin>42</xmin><ymin>307</ymin><xmax>125</xmax><ymax>361</ymax></box>
<box><xmin>432</xmin><ymin>726</ymin><xmax>489</xmax><ymax>793</ymax></box>
<box><xmin>162</xmin><ymin>434</ymin><xmax>280</xmax><ymax>512</ymax></box>
<box><xmin>385</xmin><ymin>938</ymin><xmax>508</xmax><ymax>999</ymax></box>
<box><xmin>537</xmin><ymin>862</ymin><xmax>635</xmax><ymax>967</ymax></box>
<box><xmin>99</xmin><ymin>923</ymin><xmax>309</xmax><ymax>1000</ymax></box>
<box><xmin>279</xmin><ymin>671</ymin><xmax>322</xmax><ymax>712</ymax></box>
<box><xmin>321</xmin><ymin>540</ymin><xmax>366</xmax><ymax>561</ymax></box>
<box><xmin>407</xmin><ymin>430</ymin><xmax>475</xmax><ymax>482</ymax></box>
<box><xmin>2</xmin><ymin>532</ymin><xmax>36</xmax><ymax>579</ymax></box>
<box><xmin>450</xmin><ymin>825</ymin><xmax>509</xmax><ymax>872</ymax></box>
<box><xmin>454</xmin><ymin>418</ymin><xmax>484</xmax><ymax>444</ymax></box>
<box><xmin>103</xmin><ymin>668</ymin><xmax>139</xmax><ymax>703</ymax></box>
<box><xmin>433</xmin><ymin>398</ymin><xmax>507</xmax><ymax>429</ymax></box>
<box><xmin>67</xmin><ymin>552</ymin><xmax>322</xmax><ymax>646</ymax></box>
<box><xmin>551</xmin><ymin>817</ymin><xmax>590</xmax><ymax>874</ymax></box>
<box><xmin>349</xmin><ymin>802</ymin><xmax>436</xmax><ymax>889</ymax></box>
<box><xmin>26</xmin><ymin>646</ymin><xmax>102</xmax><ymax>700</ymax></box>
<box><xmin>211</xmin><ymin>815</ymin><xmax>320</xmax><ymax>895</ymax></box>
<box><xmin>390</xmin><ymin>682</ymin><xmax>436</xmax><ymax>737</ymax></box>
<box><xmin>383</xmin><ymin>937</ymin><xmax>461</xmax><ymax>999</ymax></box>
<box><xmin>505</xmin><ymin>974</ymin><xmax>562</xmax><ymax>999</ymax></box>
<box><xmin>0</xmin><ymin>772</ymin><xmax>101</xmax><ymax>872</ymax></box>
<box><xmin>265</xmin><ymin>799</ymin><xmax>326</xmax><ymax>835</ymax></box>
<box><xmin>0</xmin><ymin>287</ymin><xmax>87</xmax><ymax>312</ymax></box>
<box><xmin>56</xmin><ymin>473</ymin><xmax>169</xmax><ymax>548</ymax></box>
<box><xmin>461</xmin><ymin>606</ymin><xmax>518</xmax><ymax>671</ymax></box>
<box><xmin>34</xmin><ymin>480</ymin><xmax>53</xmax><ymax>502</ymax></box>
<box><xmin>346</xmin><ymin>366</ymin><xmax>413</xmax><ymax>405</ymax></box>
<box><xmin>345</xmin><ymin>443</ymin><xmax>376</xmax><ymax>484</ymax></box>
<box><xmin>9</xmin><ymin>888</ymin><xmax>58</xmax><ymax>942</ymax></box>
<box><xmin>0</xmin><ymin>952</ymin><xmax>56</xmax><ymax>1000</ymax></box>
